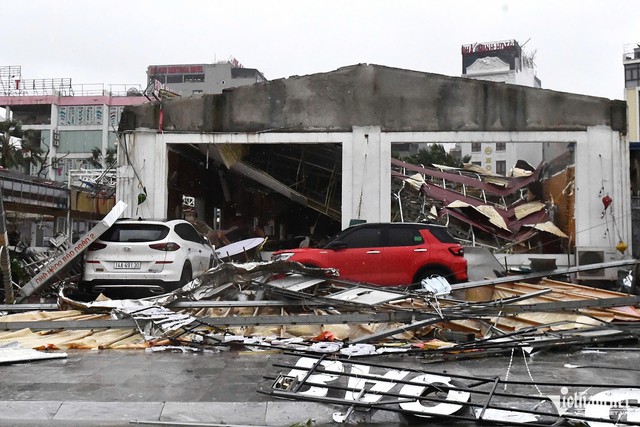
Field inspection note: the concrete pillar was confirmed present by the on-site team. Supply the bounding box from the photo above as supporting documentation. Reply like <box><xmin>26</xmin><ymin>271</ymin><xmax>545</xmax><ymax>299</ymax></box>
<box><xmin>341</xmin><ymin>126</ymin><xmax>391</xmax><ymax>229</ymax></box>
<box><xmin>573</xmin><ymin>126</ymin><xmax>632</xmax><ymax>251</ymax></box>
<box><xmin>152</xmin><ymin>134</ymin><xmax>169</xmax><ymax>217</ymax></box>
<box><xmin>101</xmin><ymin>104</ymin><xmax>109</xmax><ymax>158</ymax></box>
<box><xmin>48</xmin><ymin>103</ymin><xmax>59</xmax><ymax>181</ymax></box>
<box><xmin>116</xmin><ymin>130</ymin><xmax>166</xmax><ymax>219</ymax></box>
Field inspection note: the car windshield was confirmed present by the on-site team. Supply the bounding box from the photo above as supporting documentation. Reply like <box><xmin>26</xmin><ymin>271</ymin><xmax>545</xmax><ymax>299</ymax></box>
<box><xmin>100</xmin><ymin>224</ymin><xmax>170</xmax><ymax>243</ymax></box>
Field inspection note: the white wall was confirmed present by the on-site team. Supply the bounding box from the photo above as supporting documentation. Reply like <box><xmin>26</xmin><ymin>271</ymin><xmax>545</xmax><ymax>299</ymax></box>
<box><xmin>341</xmin><ymin>126</ymin><xmax>391</xmax><ymax>228</ymax></box>
<box><xmin>116</xmin><ymin>129</ymin><xmax>163</xmax><ymax>219</ymax></box>
<box><xmin>573</xmin><ymin>126</ymin><xmax>631</xmax><ymax>249</ymax></box>
<box><xmin>120</xmin><ymin>127</ymin><xmax>632</xmax><ymax>255</ymax></box>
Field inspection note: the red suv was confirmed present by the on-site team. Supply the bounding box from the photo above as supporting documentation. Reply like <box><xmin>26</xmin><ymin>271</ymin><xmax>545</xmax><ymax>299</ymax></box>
<box><xmin>272</xmin><ymin>222</ymin><xmax>467</xmax><ymax>286</ymax></box>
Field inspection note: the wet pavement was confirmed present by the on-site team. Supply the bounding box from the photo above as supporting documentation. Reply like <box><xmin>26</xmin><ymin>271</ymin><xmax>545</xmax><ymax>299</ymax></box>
<box><xmin>0</xmin><ymin>346</ymin><xmax>639</xmax><ymax>426</ymax></box>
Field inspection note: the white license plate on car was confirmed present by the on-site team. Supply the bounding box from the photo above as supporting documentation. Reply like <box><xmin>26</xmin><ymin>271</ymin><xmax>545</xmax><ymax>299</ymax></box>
<box><xmin>114</xmin><ymin>262</ymin><xmax>141</xmax><ymax>269</ymax></box>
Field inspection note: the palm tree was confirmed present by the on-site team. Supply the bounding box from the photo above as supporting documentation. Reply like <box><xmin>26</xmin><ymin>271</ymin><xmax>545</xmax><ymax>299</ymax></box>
<box><xmin>0</xmin><ymin>120</ymin><xmax>44</xmax><ymax>172</ymax></box>
<box><xmin>89</xmin><ymin>146</ymin><xmax>117</xmax><ymax>168</ymax></box>
<box><xmin>0</xmin><ymin>120</ymin><xmax>24</xmax><ymax>169</ymax></box>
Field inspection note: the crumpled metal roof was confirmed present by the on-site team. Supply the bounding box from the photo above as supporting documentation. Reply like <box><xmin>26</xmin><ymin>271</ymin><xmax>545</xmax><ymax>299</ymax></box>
<box><xmin>392</xmin><ymin>158</ymin><xmax>569</xmax><ymax>248</ymax></box>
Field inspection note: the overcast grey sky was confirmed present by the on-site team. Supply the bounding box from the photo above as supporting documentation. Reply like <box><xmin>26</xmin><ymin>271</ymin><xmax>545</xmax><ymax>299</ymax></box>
<box><xmin>5</xmin><ymin>0</ymin><xmax>638</xmax><ymax>100</ymax></box>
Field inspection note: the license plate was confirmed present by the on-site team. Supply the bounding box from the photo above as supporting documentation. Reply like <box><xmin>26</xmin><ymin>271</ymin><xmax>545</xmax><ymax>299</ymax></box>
<box><xmin>114</xmin><ymin>262</ymin><xmax>141</xmax><ymax>269</ymax></box>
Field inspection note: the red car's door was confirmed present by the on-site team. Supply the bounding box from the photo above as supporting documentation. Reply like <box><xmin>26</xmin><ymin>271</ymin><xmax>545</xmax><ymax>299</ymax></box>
<box><xmin>326</xmin><ymin>227</ymin><xmax>383</xmax><ymax>283</ymax></box>
<box><xmin>381</xmin><ymin>226</ymin><xmax>430</xmax><ymax>285</ymax></box>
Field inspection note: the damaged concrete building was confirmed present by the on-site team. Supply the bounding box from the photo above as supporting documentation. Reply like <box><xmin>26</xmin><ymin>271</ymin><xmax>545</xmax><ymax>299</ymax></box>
<box><xmin>117</xmin><ymin>64</ymin><xmax>631</xmax><ymax>272</ymax></box>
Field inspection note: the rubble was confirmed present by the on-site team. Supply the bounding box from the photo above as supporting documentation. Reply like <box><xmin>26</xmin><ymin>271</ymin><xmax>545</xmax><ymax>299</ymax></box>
<box><xmin>0</xmin><ymin>256</ymin><xmax>638</xmax><ymax>425</ymax></box>
<box><xmin>391</xmin><ymin>158</ymin><xmax>573</xmax><ymax>251</ymax></box>
<box><xmin>0</xmin><ymin>342</ymin><xmax>67</xmax><ymax>364</ymax></box>
<box><xmin>260</xmin><ymin>352</ymin><xmax>640</xmax><ymax>426</ymax></box>
<box><xmin>0</xmin><ymin>261</ymin><xmax>637</xmax><ymax>355</ymax></box>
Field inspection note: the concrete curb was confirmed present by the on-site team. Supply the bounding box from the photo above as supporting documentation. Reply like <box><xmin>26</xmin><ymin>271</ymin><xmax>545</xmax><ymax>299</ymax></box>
<box><xmin>0</xmin><ymin>400</ymin><xmax>403</xmax><ymax>426</ymax></box>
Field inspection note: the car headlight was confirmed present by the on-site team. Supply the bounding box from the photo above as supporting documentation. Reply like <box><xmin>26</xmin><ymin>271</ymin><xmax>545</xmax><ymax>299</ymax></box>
<box><xmin>273</xmin><ymin>252</ymin><xmax>295</xmax><ymax>261</ymax></box>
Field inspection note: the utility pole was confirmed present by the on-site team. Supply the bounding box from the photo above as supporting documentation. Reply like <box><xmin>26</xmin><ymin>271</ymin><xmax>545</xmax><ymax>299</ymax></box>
<box><xmin>0</xmin><ymin>185</ymin><xmax>14</xmax><ymax>303</ymax></box>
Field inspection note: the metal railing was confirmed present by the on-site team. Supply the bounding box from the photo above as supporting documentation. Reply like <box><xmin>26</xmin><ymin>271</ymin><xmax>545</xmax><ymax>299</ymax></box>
<box><xmin>623</xmin><ymin>43</ymin><xmax>640</xmax><ymax>61</ymax></box>
<box><xmin>1</xmin><ymin>80</ymin><xmax>144</xmax><ymax>97</ymax></box>
<box><xmin>69</xmin><ymin>168</ymin><xmax>116</xmax><ymax>189</ymax></box>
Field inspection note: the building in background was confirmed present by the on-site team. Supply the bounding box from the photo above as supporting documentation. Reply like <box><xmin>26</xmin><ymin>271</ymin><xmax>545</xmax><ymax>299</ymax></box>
<box><xmin>0</xmin><ymin>65</ymin><xmax>147</xmax><ymax>245</ymax></box>
<box><xmin>625</xmin><ymin>44</ymin><xmax>640</xmax><ymax>144</ymax></box>
<box><xmin>625</xmin><ymin>43</ymin><xmax>640</xmax><ymax>257</ymax></box>
<box><xmin>0</xmin><ymin>66</ymin><xmax>147</xmax><ymax>182</ymax></box>
<box><xmin>147</xmin><ymin>57</ymin><xmax>266</xmax><ymax>96</ymax></box>
<box><xmin>458</xmin><ymin>39</ymin><xmax>544</xmax><ymax>174</ymax></box>
<box><xmin>461</xmin><ymin>39</ymin><xmax>541</xmax><ymax>87</ymax></box>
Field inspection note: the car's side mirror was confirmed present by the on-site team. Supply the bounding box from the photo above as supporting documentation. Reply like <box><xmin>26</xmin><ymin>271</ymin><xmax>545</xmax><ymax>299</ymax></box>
<box><xmin>326</xmin><ymin>240</ymin><xmax>347</xmax><ymax>250</ymax></box>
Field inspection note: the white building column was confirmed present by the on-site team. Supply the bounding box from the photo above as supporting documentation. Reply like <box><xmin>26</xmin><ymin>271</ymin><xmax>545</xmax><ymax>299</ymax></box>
<box><xmin>116</xmin><ymin>129</ymin><xmax>167</xmax><ymax>219</ymax></box>
<box><xmin>573</xmin><ymin>125</ymin><xmax>632</xmax><ymax>252</ymax></box>
<box><xmin>101</xmin><ymin>103</ymin><xmax>110</xmax><ymax>158</ymax></box>
<box><xmin>341</xmin><ymin>126</ymin><xmax>391</xmax><ymax>229</ymax></box>
<box><xmin>47</xmin><ymin>103</ymin><xmax>59</xmax><ymax>181</ymax></box>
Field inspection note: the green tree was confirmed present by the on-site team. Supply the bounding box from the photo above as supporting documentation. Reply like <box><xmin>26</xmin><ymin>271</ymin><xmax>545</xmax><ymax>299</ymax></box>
<box><xmin>0</xmin><ymin>121</ymin><xmax>44</xmax><ymax>171</ymax></box>
<box><xmin>402</xmin><ymin>143</ymin><xmax>470</xmax><ymax>168</ymax></box>
<box><xmin>0</xmin><ymin>120</ymin><xmax>25</xmax><ymax>169</ymax></box>
<box><xmin>89</xmin><ymin>146</ymin><xmax>117</xmax><ymax>168</ymax></box>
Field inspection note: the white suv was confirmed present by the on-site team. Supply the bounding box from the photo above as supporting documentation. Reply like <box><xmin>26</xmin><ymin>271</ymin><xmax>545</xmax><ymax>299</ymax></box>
<box><xmin>81</xmin><ymin>219</ymin><xmax>215</xmax><ymax>296</ymax></box>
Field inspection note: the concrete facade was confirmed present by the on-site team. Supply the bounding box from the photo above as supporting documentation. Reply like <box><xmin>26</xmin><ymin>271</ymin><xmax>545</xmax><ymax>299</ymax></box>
<box><xmin>0</xmin><ymin>93</ymin><xmax>148</xmax><ymax>182</ymax></box>
<box><xmin>118</xmin><ymin>64</ymin><xmax>631</xmax><ymax>255</ymax></box>
<box><xmin>0</xmin><ymin>73</ymin><xmax>148</xmax><ymax>245</ymax></box>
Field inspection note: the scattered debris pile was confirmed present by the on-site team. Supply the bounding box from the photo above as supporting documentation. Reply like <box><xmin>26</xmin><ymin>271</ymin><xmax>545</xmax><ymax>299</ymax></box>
<box><xmin>391</xmin><ymin>158</ymin><xmax>570</xmax><ymax>252</ymax></box>
<box><xmin>1</xmin><ymin>260</ymin><xmax>640</xmax><ymax>425</ymax></box>
<box><xmin>0</xmin><ymin>261</ymin><xmax>637</xmax><ymax>356</ymax></box>
<box><xmin>6</xmin><ymin>233</ymin><xmax>85</xmax><ymax>300</ymax></box>
<box><xmin>261</xmin><ymin>352</ymin><xmax>640</xmax><ymax>425</ymax></box>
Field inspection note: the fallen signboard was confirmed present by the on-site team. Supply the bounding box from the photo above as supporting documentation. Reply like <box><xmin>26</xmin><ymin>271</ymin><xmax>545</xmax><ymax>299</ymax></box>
<box><xmin>17</xmin><ymin>201</ymin><xmax>127</xmax><ymax>302</ymax></box>
<box><xmin>261</xmin><ymin>353</ymin><xmax>640</xmax><ymax>426</ymax></box>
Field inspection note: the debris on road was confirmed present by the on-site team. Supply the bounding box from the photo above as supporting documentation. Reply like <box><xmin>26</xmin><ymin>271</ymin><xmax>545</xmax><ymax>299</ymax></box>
<box><xmin>0</xmin><ymin>341</ymin><xmax>67</xmax><ymax>364</ymax></box>
<box><xmin>0</xmin><ymin>261</ymin><xmax>637</xmax><ymax>359</ymax></box>
<box><xmin>260</xmin><ymin>352</ymin><xmax>640</xmax><ymax>426</ymax></box>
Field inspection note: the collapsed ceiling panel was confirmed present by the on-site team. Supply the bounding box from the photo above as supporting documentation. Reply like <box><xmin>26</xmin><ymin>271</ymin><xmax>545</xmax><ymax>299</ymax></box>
<box><xmin>392</xmin><ymin>158</ymin><xmax>573</xmax><ymax>252</ymax></box>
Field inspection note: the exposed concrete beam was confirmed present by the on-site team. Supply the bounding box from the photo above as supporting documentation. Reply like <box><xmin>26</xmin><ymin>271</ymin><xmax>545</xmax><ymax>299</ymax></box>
<box><xmin>382</xmin><ymin>130</ymin><xmax>584</xmax><ymax>143</ymax></box>
<box><xmin>156</xmin><ymin>131</ymin><xmax>350</xmax><ymax>145</ymax></box>
<box><xmin>151</xmin><ymin>130</ymin><xmax>585</xmax><ymax>145</ymax></box>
